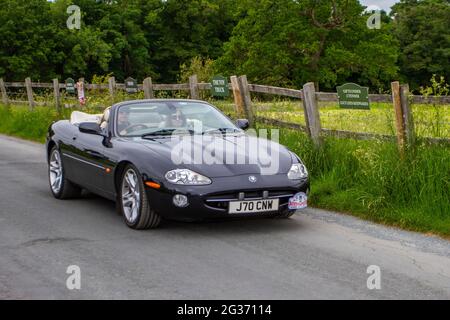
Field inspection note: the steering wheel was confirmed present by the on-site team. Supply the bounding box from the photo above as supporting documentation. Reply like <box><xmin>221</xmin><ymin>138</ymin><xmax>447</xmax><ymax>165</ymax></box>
<box><xmin>121</xmin><ymin>124</ymin><xmax>149</xmax><ymax>134</ymax></box>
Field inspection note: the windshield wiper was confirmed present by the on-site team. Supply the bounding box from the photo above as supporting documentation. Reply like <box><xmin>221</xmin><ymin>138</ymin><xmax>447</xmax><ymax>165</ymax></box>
<box><xmin>141</xmin><ymin>129</ymin><xmax>176</xmax><ymax>138</ymax></box>
<box><xmin>141</xmin><ymin>128</ymin><xmax>195</xmax><ymax>139</ymax></box>
<box><xmin>202</xmin><ymin>128</ymin><xmax>241</xmax><ymax>135</ymax></box>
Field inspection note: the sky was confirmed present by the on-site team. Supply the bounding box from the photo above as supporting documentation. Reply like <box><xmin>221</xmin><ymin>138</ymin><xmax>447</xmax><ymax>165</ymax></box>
<box><xmin>360</xmin><ymin>0</ymin><xmax>399</xmax><ymax>12</ymax></box>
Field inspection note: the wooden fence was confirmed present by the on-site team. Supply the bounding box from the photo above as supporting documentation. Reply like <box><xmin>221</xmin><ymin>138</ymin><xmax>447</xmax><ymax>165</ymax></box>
<box><xmin>1</xmin><ymin>76</ymin><xmax>449</xmax><ymax>150</ymax></box>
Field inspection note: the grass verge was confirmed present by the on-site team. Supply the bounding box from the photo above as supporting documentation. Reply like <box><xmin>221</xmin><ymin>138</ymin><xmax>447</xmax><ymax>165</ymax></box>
<box><xmin>276</xmin><ymin>127</ymin><xmax>450</xmax><ymax>237</ymax></box>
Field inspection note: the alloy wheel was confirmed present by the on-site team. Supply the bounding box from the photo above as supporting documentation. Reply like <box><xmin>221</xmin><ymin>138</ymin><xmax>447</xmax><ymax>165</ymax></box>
<box><xmin>121</xmin><ymin>169</ymin><xmax>141</xmax><ymax>223</ymax></box>
<box><xmin>49</xmin><ymin>150</ymin><xmax>63</xmax><ymax>194</ymax></box>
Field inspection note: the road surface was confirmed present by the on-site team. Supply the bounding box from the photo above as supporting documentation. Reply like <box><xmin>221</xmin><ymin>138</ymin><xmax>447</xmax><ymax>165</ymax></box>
<box><xmin>0</xmin><ymin>134</ymin><xmax>449</xmax><ymax>299</ymax></box>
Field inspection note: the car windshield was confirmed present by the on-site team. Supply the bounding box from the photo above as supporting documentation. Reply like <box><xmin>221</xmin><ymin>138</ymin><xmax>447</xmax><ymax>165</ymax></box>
<box><xmin>115</xmin><ymin>101</ymin><xmax>240</xmax><ymax>137</ymax></box>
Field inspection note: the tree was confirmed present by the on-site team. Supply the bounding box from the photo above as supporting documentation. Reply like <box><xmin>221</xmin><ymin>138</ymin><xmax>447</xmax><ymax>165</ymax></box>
<box><xmin>0</xmin><ymin>0</ymin><xmax>58</xmax><ymax>80</ymax></box>
<box><xmin>216</xmin><ymin>0</ymin><xmax>399</xmax><ymax>91</ymax></box>
<box><xmin>143</xmin><ymin>0</ymin><xmax>237</xmax><ymax>82</ymax></box>
<box><xmin>0</xmin><ymin>0</ymin><xmax>237</xmax><ymax>83</ymax></box>
<box><xmin>391</xmin><ymin>0</ymin><xmax>450</xmax><ymax>91</ymax></box>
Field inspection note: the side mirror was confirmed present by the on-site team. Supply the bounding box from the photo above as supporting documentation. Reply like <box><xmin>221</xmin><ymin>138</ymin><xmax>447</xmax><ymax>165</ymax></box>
<box><xmin>79</xmin><ymin>122</ymin><xmax>102</xmax><ymax>135</ymax></box>
<box><xmin>236</xmin><ymin>119</ymin><xmax>249</xmax><ymax>130</ymax></box>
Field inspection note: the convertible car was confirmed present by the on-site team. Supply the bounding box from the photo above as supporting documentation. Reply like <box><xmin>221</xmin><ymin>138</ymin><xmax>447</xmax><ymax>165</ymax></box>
<box><xmin>46</xmin><ymin>99</ymin><xmax>309</xmax><ymax>229</ymax></box>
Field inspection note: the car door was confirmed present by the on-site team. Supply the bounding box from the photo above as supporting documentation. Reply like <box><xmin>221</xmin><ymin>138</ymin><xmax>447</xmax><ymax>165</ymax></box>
<box><xmin>66</xmin><ymin>130</ymin><xmax>111</xmax><ymax>196</ymax></box>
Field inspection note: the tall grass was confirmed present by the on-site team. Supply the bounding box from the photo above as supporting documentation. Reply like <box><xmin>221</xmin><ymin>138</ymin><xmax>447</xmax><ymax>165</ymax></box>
<box><xmin>277</xmin><ymin>127</ymin><xmax>450</xmax><ymax>236</ymax></box>
<box><xmin>0</xmin><ymin>105</ymin><xmax>60</xmax><ymax>143</ymax></box>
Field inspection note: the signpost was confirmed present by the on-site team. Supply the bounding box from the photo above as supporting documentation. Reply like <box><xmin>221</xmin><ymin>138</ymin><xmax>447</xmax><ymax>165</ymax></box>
<box><xmin>210</xmin><ymin>75</ymin><xmax>229</xmax><ymax>97</ymax></box>
<box><xmin>337</xmin><ymin>83</ymin><xmax>370</xmax><ymax>110</ymax></box>
<box><xmin>125</xmin><ymin>77</ymin><xmax>138</xmax><ymax>94</ymax></box>
<box><xmin>65</xmin><ymin>78</ymin><xmax>75</xmax><ymax>94</ymax></box>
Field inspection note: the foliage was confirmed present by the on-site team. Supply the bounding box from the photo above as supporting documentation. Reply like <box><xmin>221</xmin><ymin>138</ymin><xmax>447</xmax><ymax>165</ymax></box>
<box><xmin>281</xmin><ymin>129</ymin><xmax>450</xmax><ymax>236</ymax></box>
<box><xmin>215</xmin><ymin>0</ymin><xmax>399</xmax><ymax>91</ymax></box>
<box><xmin>420</xmin><ymin>75</ymin><xmax>450</xmax><ymax>97</ymax></box>
<box><xmin>0</xmin><ymin>0</ymin><xmax>448</xmax><ymax>92</ymax></box>
<box><xmin>0</xmin><ymin>0</ymin><xmax>237</xmax><ymax>83</ymax></box>
<box><xmin>91</xmin><ymin>73</ymin><xmax>114</xmax><ymax>85</ymax></box>
<box><xmin>391</xmin><ymin>0</ymin><xmax>450</xmax><ymax>91</ymax></box>
<box><xmin>179</xmin><ymin>56</ymin><xmax>216</xmax><ymax>83</ymax></box>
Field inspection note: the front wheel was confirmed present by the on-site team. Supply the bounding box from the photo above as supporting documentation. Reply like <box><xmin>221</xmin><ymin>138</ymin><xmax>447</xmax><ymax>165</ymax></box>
<box><xmin>48</xmin><ymin>147</ymin><xmax>82</xmax><ymax>199</ymax></box>
<box><xmin>119</xmin><ymin>164</ymin><xmax>161</xmax><ymax>230</ymax></box>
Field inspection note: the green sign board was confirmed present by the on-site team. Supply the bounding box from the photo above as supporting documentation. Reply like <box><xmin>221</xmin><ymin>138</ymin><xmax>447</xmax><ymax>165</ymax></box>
<box><xmin>210</xmin><ymin>75</ymin><xmax>229</xmax><ymax>97</ymax></box>
<box><xmin>65</xmin><ymin>78</ymin><xmax>75</xmax><ymax>94</ymax></box>
<box><xmin>125</xmin><ymin>77</ymin><xmax>138</xmax><ymax>94</ymax></box>
<box><xmin>337</xmin><ymin>83</ymin><xmax>370</xmax><ymax>110</ymax></box>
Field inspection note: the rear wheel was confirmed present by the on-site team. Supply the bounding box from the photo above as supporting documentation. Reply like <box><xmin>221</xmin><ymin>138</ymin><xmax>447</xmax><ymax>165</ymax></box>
<box><xmin>119</xmin><ymin>164</ymin><xmax>161</xmax><ymax>229</ymax></box>
<box><xmin>48</xmin><ymin>147</ymin><xmax>82</xmax><ymax>199</ymax></box>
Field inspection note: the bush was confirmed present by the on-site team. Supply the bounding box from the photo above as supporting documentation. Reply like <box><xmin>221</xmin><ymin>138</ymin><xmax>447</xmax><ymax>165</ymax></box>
<box><xmin>179</xmin><ymin>56</ymin><xmax>216</xmax><ymax>83</ymax></box>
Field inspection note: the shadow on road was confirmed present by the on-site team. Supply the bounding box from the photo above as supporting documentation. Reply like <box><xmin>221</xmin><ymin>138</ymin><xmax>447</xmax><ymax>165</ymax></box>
<box><xmin>70</xmin><ymin>191</ymin><xmax>305</xmax><ymax>236</ymax></box>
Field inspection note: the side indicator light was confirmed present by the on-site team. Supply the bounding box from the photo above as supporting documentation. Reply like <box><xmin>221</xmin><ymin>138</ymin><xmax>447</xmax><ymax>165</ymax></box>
<box><xmin>105</xmin><ymin>168</ymin><xmax>112</xmax><ymax>174</ymax></box>
<box><xmin>145</xmin><ymin>181</ymin><xmax>161</xmax><ymax>189</ymax></box>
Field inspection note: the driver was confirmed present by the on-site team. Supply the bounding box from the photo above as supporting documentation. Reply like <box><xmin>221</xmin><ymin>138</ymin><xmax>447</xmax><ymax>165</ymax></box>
<box><xmin>163</xmin><ymin>109</ymin><xmax>187</xmax><ymax>128</ymax></box>
<box><xmin>117</xmin><ymin>108</ymin><xmax>131</xmax><ymax>134</ymax></box>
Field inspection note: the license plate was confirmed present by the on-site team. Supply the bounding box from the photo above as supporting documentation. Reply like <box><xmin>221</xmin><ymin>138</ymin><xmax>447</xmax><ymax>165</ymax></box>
<box><xmin>228</xmin><ymin>199</ymin><xmax>279</xmax><ymax>214</ymax></box>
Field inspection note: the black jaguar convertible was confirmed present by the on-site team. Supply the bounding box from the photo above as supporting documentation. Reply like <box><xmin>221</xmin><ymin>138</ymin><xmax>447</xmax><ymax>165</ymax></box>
<box><xmin>46</xmin><ymin>99</ymin><xmax>309</xmax><ymax>229</ymax></box>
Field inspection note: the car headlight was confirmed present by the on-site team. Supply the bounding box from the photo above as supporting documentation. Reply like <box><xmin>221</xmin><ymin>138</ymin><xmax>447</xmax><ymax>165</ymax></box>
<box><xmin>287</xmin><ymin>163</ymin><xmax>308</xmax><ymax>180</ymax></box>
<box><xmin>165</xmin><ymin>169</ymin><xmax>212</xmax><ymax>185</ymax></box>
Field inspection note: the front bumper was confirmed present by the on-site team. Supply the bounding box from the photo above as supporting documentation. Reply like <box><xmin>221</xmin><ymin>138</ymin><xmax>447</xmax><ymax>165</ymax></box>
<box><xmin>145</xmin><ymin>174</ymin><xmax>309</xmax><ymax>221</ymax></box>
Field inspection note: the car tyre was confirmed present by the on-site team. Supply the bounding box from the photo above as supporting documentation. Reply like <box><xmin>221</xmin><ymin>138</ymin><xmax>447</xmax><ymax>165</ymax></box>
<box><xmin>48</xmin><ymin>147</ymin><xmax>82</xmax><ymax>199</ymax></box>
<box><xmin>119</xmin><ymin>164</ymin><xmax>161</xmax><ymax>230</ymax></box>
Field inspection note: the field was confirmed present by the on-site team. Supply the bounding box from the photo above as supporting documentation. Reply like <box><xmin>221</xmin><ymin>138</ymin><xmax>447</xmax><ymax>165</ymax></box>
<box><xmin>1</xmin><ymin>100</ymin><xmax>449</xmax><ymax>237</ymax></box>
<box><xmin>214</xmin><ymin>100</ymin><xmax>450</xmax><ymax>139</ymax></box>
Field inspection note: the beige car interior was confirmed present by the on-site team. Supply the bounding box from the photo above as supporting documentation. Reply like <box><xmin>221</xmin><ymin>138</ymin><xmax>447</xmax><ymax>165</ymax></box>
<box><xmin>70</xmin><ymin>107</ymin><xmax>111</xmax><ymax>129</ymax></box>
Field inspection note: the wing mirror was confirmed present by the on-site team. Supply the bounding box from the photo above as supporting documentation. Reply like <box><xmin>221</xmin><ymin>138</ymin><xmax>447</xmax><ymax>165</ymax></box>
<box><xmin>236</xmin><ymin>119</ymin><xmax>250</xmax><ymax>130</ymax></box>
<box><xmin>79</xmin><ymin>122</ymin><xmax>102</xmax><ymax>135</ymax></box>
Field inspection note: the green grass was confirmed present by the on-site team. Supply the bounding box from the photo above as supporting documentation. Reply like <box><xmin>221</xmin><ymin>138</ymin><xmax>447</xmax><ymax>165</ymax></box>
<box><xmin>276</xmin><ymin>127</ymin><xmax>450</xmax><ymax>236</ymax></box>
<box><xmin>1</xmin><ymin>103</ymin><xmax>449</xmax><ymax>237</ymax></box>
<box><xmin>0</xmin><ymin>105</ymin><xmax>61</xmax><ymax>143</ymax></box>
<box><xmin>214</xmin><ymin>99</ymin><xmax>450</xmax><ymax>139</ymax></box>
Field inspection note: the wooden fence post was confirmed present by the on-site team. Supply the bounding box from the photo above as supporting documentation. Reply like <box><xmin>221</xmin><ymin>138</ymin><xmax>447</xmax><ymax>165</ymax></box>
<box><xmin>230</xmin><ymin>76</ymin><xmax>245</xmax><ymax>118</ymax></box>
<box><xmin>25</xmin><ymin>77</ymin><xmax>34</xmax><ymax>110</ymax></box>
<box><xmin>108</xmin><ymin>76</ymin><xmax>115</xmax><ymax>102</ymax></box>
<box><xmin>189</xmin><ymin>75</ymin><xmax>199</xmax><ymax>100</ymax></box>
<box><xmin>53</xmin><ymin>78</ymin><xmax>60</xmax><ymax>111</ymax></box>
<box><xmin>238</xmin><ymin>75</ymin><xmax>255</xmax><ymax>126</ymax></box>
<box><xmin>391</xmin><ymin>81</ymin><xmax>406</xmax><ymax>154</ymax></box>
<box><xmin>301</xmin><ymin>89</ymin><xmax>310</xmax><ymax>136</ymax></box>
<box><xmin>143</xmin><ymin>77</ymin><xmax>154</xmax><ymax>99</ymax></box>
<box><xmin>0</xmin><ymin>78</ymin><xmax>8</xmax><ymax>105</ymax></box>
<box><xmin>400</xmin><ymin>84</ymin><xmax>415</xmax><ymax>147</ymax></box>
<box><xmin>302</xmin><ymin>82</ymin><xmax>322</xmax><ymax>147</ymax></box>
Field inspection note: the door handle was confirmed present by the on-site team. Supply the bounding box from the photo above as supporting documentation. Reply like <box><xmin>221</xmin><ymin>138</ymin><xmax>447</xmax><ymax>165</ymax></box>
<box><xmin>85</xmin><ymin>150</ymin><xmax>104</xmax><ymax>158</ymax></box>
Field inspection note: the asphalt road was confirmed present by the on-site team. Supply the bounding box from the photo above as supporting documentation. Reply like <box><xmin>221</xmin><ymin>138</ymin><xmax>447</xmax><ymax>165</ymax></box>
<box><xmin>1</xmin><ymin>134</ymin><xmax>449</xmax><ymax>300</ymax></box>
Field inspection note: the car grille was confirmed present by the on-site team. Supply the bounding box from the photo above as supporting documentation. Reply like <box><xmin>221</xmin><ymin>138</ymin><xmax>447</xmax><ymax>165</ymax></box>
<box><xmin>204</xmin><ymin>189</ymin><xmax>295</xmax><ymax>211</ymax></box>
